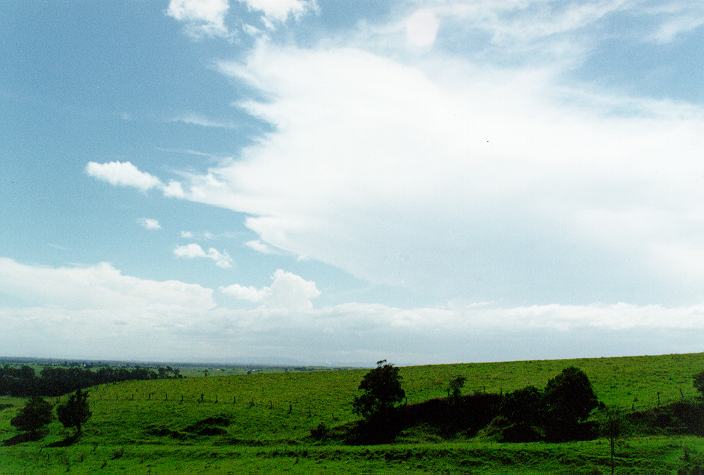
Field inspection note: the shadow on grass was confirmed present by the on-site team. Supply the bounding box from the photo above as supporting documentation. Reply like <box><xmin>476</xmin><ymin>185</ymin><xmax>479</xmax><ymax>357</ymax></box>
<box><xmin>46</xmin><ymin>432</ymin><xmax>81</xmax><ymax>447</ymax></box>
<box><xmin>3</xmin><ymin>431</ymin><xmax>44</xmax><ymax>446</ymax></box>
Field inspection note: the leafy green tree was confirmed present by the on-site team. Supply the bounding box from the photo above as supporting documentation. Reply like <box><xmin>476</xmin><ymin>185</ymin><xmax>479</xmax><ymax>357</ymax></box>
<box><xmin>57</xmin><ymin>389</ymin><xmax>91</xmax><ymax>435</ymax></box>
<box><xmin>11</xmin><ymin>397</ymin><xmax>52</xmax><ymax>435</ymax></box>
<box><xmin>353</xmin><ymin>360</ymin><xmax>405</xmax><ymax>419</ymax></box>
<box><xmin>543</xmin><ymin>367</ymin><xmax>599</xmax><ymax>440</ymax></box>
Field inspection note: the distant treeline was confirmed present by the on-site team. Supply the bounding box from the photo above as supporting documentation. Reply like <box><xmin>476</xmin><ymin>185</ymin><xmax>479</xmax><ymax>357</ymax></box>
<box><xmin>0</xmin><ymin>365</ymin><xmax>182</xmax><ymax>397</ymax></box>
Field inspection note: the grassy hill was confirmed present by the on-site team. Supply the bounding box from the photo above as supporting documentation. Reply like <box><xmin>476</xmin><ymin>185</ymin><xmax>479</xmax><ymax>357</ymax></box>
<box><xmin>1</xmin><ymin>352</ymin><xmax>704</xmax><ymax>473</ymax></box>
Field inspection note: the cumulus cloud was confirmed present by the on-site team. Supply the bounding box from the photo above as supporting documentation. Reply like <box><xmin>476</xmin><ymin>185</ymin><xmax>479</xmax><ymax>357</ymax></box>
<box><xmin>166</xmin><ymin>0</ymin><xmax>231</xmax><ymax>39</ymax></box>
<box><xmin>85</xmin><ymin>161</ymin><xmax>162</xmax><ymax>192</ymax></box>
<box><xmin>0</xmin><ymin>257</ymin><xmax>214</xmax><ymax>314</ymax></box>
<box><xmin>220</xmin><ymin>269</ymin><xmax>319</xmax><ymax>310</ymax></box>
<box><xmin>174</xmin><ymin>243</ymin><xmax>233</xmax><ymax>268</ymax></box>
<box><xmin>239</xmin><ymin>0</ymin><xmax>317</xmax><ymax>29</ymax></box>
<box><xmin>137</xmin><ymin>218</ymin><xmax>161</xmax><ymax>231</ymax></box>
<box><xmin>3</xmin><ymin>256</ymin><xmax>704</xmax><ymax>363</ymax></box>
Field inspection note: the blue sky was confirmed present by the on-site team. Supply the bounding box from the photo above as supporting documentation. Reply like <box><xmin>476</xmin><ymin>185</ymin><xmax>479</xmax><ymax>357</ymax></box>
<box><xmin>2</xmin><ymin>0</ymin><xmax>704</xmax><ymax>365</ymax></box>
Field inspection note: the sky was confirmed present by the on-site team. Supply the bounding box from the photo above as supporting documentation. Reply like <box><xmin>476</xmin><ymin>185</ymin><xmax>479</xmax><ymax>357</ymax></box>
<box><xmin>2</xmin><ymin>0</ymin><xmax>704</xmax><ymax>365</ymax></box>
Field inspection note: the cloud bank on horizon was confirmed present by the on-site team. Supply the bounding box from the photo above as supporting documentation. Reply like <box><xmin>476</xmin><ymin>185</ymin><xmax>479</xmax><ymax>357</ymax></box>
<box><xmin>3</xmin><ymin>0</ymin><xmax>704</xmax><ymax>364</ymax></box>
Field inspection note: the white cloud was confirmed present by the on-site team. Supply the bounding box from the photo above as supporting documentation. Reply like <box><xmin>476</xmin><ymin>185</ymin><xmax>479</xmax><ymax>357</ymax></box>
<box><xmin>138</xmin><ymin>218</ymin><xmax>161</xmax><ymax>231</ymax></box>
<box><xmin>240</xmin><ymin>0</ymin><xmax>317</xmax><ymax>28</ymax></box>
<box><xmin>2</xmin><ymin>257</ymin><xmax>704</xmax><ymax>363</ymax></box>
<box><xmin>0</xmin><ymin>257</ymin><xmax>214</xmax><ymax>314</ymax></box>
<box><xmin>163</xmin><ymin>180</ymin><xmax>186</xmax><ymax>198</ymax></box>
<box><xmin>169</xmin><ymin>113</ymin><xmax>239</xmax><ymax>129</ymax></box>
<box><xmin>174</xmin><ymin>243</ymin><xmax>233</xmax><ymax>268</ymax></box>
<box><xmin>162</xmin><ymin>42</ymin><xmax>704</xmax><ymax>305</ymax></box>
<box><xmin>180</xmin><ymin>230</ymin><xmax>194</xmax><ymax>238</ymax></box>
<box><xmin>652</xmin><ymin>14</ymin><xmax>704</xmax><ymax>43</ymax></box>
<box><xmin>220</xmin><ymin>283</ymin><xmax>267</xmax><ymax>302</ymax></box>
<box><xmin>405</xmin><ymin>9</ymin><xmax>439</xmax><ymax>48</ymax></box>
<box><xmin>245</xmin><ymin>239</ymin><xmax>278</xmax><ymax>254</ymax></box>
<box><xmin>166</xmin><ymin>0</ymin><xmax>231</xmax><ymax>39</ymax></box>
<box><xmin>85</xmin><ymin>161</ymin><xmax>162</xmax><ymax>192</ymax></box>
<box><xmin>221</xmin><ymin>269</ymin><xmax>320</xmax><ymax>310</ymax></box>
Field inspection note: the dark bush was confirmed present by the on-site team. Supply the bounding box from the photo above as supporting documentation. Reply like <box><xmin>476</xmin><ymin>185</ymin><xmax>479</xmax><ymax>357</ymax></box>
<box><xmin>401</xmin><ymin>393</ymin><xmax>502</xmax><ymax>437</ymax></box>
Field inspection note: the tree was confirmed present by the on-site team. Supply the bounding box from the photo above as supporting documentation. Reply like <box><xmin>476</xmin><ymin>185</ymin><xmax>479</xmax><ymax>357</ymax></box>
<box><xmin>11</xmin><ymin>397</ymin><xmax>52</xmax><ymax>436</ymax></box>
<box><xmin>599</xmin><ymin>408</ymin><xmax>626</xmax><ymax>475</ymax></box>
<box><xmin>57</xmin><ymin>389</ymin><xmax>91</xmax><ymax>435</ymax></box>
<box><xmin>447</xmin><ymin>376</ymin><xmax>467</xmax><ymax>400</ymax></box>
<box><xmin>693</xmin><ymin>371</ymin><xmax>704</xmax><ymax>398</ymax></box>
<box><xmin>352</xmin><ymin>360</ymin><xmax>405</xmax><ymax>419</ymax></box>
<box><xmin>543</xmin><ymin>367</ymin><xmax>599</xmax><ymax>440</ymax></box>
<box><xmin>351</xmin><ymin>360</ymin><xmax>406</xmax><ymax>443</ymax></box>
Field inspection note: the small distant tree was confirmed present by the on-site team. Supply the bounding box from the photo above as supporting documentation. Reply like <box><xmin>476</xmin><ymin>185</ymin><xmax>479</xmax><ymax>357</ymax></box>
<box><xmin>57</xmin><ymin>389</ymin><xmax>91</xmax><ymax>435</ymax></box>
<box><xmin>543</xmin><ymin>367</ymin><xmax>599</xmax><ymax>440</ymax></box>
<box><xmin>447</xmin><ymin>376</ymin><xmax>467</xmax><ymax>400</ymax></box>
<box><xmin>11</xmin><ymin>397</ymin><xmax>53</xmax><ymax>436</ymax></box>
<box><xmin>599</xmin><ymin>408</ymin><xmax>626</xmax><ymax>475</ymax></box>
<box><xmin>352</xmin><ymin>360</ymin><xmax>405</xmax><ymax>419</ymax></box>
<box><xmin>693</xmin><ymin>371</ymin><xmax>704</xmax><ymax>398</ymax></box>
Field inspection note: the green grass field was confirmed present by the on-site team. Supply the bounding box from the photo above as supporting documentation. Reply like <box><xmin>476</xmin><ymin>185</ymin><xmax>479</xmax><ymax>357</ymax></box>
<box><xmin>1</xmin><ymin>352</ymin><xmax>704</xmax><ymax>473</ymax></box>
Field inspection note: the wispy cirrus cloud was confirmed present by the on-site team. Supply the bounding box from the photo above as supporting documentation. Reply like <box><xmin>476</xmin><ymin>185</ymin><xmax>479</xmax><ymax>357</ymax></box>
<box><xmin>168</xmin><ymin>113</ymin><xmax>239</xmax><ymax>129</ymax></box>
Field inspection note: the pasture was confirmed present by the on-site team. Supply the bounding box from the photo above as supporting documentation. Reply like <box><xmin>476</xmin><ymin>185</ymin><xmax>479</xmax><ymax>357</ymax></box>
<box><xmin>1</xmin><ymin>352</ymin><xmax>704</xmax><ymax>472</ymax></box>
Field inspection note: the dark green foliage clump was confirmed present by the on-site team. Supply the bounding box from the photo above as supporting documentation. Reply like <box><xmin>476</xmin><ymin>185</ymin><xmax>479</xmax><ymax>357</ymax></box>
<box><xmin>351</xmin><ymin>360</ymin><xmax>406</xmax><ymax>443</ymax></box>
<box><xmin>10</xmin><ymin>396</ymin><xmax>52</xmax><ymax>435</ymax></box>
<box><xmin>543</xmin><ymin>367</ymin><xmax>600</xmax><ymax>441</ymax></box>
<box><xmin>401</xmin><ymin>393</ymin><xmax>502</xmax><ymax>437</ymax></box>
<box><xmin>628</xmin><ymin>401</ymin><xmax>704</xmax><ymax>435</ymax></box>
<box><xmin>493</xmin><ymin>386</ymin><xmax>544</xmax><ymax>442</ymax></box>
<box><xmin>57</xmin><ymin>389</ymin><xmax>91</xmax><ymax>435</ymax></box>
<box><xmin>447</xmin><ymin>376</ymin><xmax>466</xmax><ymax>400</ymax></box>
<box><xmin>352</xmin><ymin>360</ymin><xmax>405</xmax><ymax>419</ymax></box>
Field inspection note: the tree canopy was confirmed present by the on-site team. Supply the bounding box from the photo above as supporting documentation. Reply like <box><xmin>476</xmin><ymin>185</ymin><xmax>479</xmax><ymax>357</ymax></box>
<box><xmin>352</xmin><ymin>360</ymin><xmax>405</xmax><ymax>419</ymax></box>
